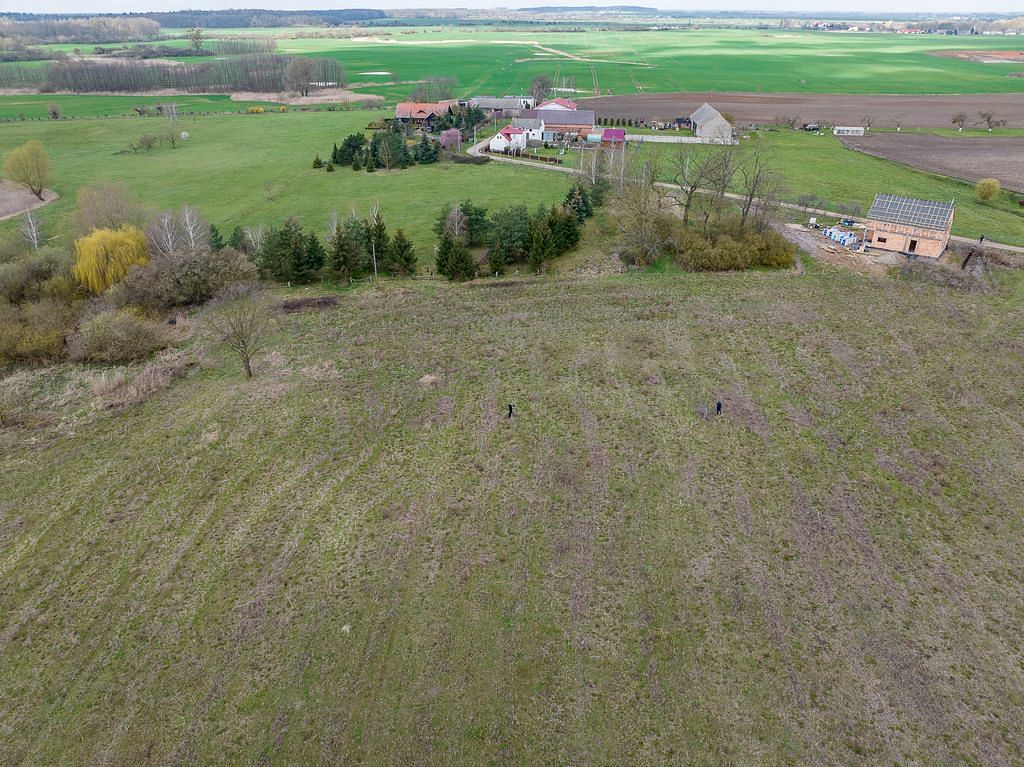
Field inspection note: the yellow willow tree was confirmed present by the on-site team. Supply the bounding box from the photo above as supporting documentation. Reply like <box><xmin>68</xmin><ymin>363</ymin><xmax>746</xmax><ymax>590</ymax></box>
<box><xmin>3</xmin><ymin>139</ymin><xmax>52</xmax><ymax>201</ymax></box>
<box><xmin>73</xmin><ymin>225</ymin><xmax>149</xmax><ymax>294</ymax></box>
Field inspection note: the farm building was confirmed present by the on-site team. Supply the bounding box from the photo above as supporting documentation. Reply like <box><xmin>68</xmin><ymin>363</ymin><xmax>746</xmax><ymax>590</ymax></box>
<box><xmin>510</xmin><ymin>117</ymin><xmax>544</xmax><ymax>141</ymax></box>
<box><xmin>689</xmin><ymin>103</ymin><xmax>733</xmax><ymax>142</ymax></box>
<box><xmin>394</xmin><ymin>100</ymin><xmax>458</xmax><ymax>126</ymax></box>
<box><xmin>536</xmin><ymin>97</ymin><xmax>578</xmax><ymax>111</ymax></box>
<box><xmin>865</xmin><ymin>194</ymin><xmax>954</xmax><ymax>258</ymax></box>
<box><xmin>833</xmin><ymin>126</ymin><xmax>866</xmax><ymax>136</ymax></box>
<box><xmin>602</xmin><ymin>128</ymin><xmax>626</xmax><ymax>146</ymax></box>
<box><xmin>489</xmin><ymin>126</ymin><xmax>527</xmax><ymax>153</ymax></box>
<box><xmin>469</xmin><ymin>96</ymin><xmax>534</xmax><ymax>116</ymax></box>
<box><xmin>520</xmin><ymin>108</ymin><xmax>596</xmax><ymax>138</ymax></box>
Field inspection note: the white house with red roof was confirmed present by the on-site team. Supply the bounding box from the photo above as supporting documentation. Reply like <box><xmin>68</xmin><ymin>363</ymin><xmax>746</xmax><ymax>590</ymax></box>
<box><xmin>536</xmin><ymin>97</ymin><xmax>577</xmax><ymax>111</ymax></box>
<box><xmin>489</xmin><ymin>126</ymin><xmax>527</xmax><ymax>153</ymax></box>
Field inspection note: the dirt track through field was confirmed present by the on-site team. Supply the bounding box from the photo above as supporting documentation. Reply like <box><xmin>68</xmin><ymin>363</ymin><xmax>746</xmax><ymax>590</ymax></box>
<box><xmin>838</xmin><ymin>132</ymin><xmax>1024</xmax><ymax>193</ymax></box>
<box><xmin>577</xmin><ymin>91</ymin><xmax>1024</xmax><ymax>129</ymax></box>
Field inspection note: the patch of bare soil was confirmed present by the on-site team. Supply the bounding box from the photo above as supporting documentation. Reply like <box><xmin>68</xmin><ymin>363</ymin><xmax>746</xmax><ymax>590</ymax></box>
<box><xmin>576</xmin><ymin>91</ymin><xmax>1024</xmax><ymax>129</ymax></box>
<box><xmin>931</xmin><ymin>49</ymin><xmax>1024</xmax><ymax>64</ymax></box>
<box><xmin>0</xmin><ymin>180</ymin><xmax>58</xmax><ymax>222</ymax></box>
<box><xmin>230</xmin><ymin>89</ymin><xmax>383</xmax><ymax>106</ymax></box>
<box><xmin>838</xmin><ymin>132</ymin><xmax>1024</xmax><ymax>193</ymax></box>
<box><xmin>274</xmin><ymin>296</ymin><xmax>340</xmax><ymax>313</ymax></box>
<box><xmin>776</xmin><ymin>223</ymin><xmax>888</xmax><ymax>275</ymax></box>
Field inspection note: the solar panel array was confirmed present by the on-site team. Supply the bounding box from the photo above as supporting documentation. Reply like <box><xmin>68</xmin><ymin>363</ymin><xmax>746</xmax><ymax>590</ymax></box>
<box><xmin>868</xmin><ymin>194</ymin><xmax>954</xmax><ymax>230</ymax></box>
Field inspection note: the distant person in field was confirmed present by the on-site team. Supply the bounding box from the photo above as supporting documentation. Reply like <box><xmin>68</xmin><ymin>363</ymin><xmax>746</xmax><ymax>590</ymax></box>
<box><xmin>716</xmin><ymin>400</ymin><xmax>722</xmax><ymax>416</ymax></box>
<box><xmin>508</xmin><ymin>403</ymin><xmax>514</xmax><ymax>419</ymax></box>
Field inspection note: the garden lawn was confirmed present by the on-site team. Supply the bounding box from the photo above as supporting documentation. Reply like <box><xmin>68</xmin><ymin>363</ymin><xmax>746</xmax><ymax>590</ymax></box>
<box><xmin>0</xmin><ymin>109</ymin><xmax>571</xmax><ymax>258</ymax></box>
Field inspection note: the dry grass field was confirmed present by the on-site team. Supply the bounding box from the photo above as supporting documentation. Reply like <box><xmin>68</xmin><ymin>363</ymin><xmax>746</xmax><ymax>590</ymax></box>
<box><xmin>2</xmin><ymin>262</ymin><xmax>1024</xmax><ymax>765</ymax></box>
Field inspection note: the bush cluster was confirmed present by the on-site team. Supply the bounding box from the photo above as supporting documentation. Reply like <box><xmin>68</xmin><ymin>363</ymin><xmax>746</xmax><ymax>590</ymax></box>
<box><xmin>668</xmin><ymin>220</ymin><xmax>796</xmax><ymax>272</ymax></box>
<box><xmin>68</xmin><ymin>309</ymin><xmax>173</xmax><ymax>364</ymax></box>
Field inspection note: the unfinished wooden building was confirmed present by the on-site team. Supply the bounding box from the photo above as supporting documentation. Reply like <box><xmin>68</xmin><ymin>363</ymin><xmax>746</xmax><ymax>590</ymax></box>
<box><xmin>865</xmin><ymin>194</ymin><xmax>955</xmax><ymax>258</ymax></box>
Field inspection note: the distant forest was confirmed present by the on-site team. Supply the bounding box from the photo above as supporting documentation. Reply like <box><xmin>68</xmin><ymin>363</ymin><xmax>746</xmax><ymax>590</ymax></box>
<box><xmin>2</xmin><ymin>9</ymin><xmax>387</xmax><ymax>31</ymax></box>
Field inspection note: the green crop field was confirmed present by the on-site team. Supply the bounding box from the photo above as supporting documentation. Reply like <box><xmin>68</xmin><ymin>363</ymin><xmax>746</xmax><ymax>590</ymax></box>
<box><xmin>0</xmin><ymin>109</ymin><xmax>571</xmax><ymax>256</ymax></box>
<box><xmin>4</xmin><ymin>27</ymin><xmax>1023</xmax><ymax>102</ymax></box>
<box><xmin>268</xmin><ymin>27</ymin><xmax>1024</xmax><ymax>97</ymax></box>
<box><xmin>2</xmin><ymin>264</ymin><xmax>1024</xmax><ymax>764</ymax></box>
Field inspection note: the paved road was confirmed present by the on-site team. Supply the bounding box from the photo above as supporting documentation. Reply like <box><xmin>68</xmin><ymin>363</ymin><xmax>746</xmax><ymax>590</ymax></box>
<box><xmin>470</xmin><ymin>140</ymin><xmax>1024</xmax><ymax>256</ymax></box>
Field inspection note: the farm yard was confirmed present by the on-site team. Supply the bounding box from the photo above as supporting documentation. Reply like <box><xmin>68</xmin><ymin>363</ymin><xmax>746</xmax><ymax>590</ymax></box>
<box><xmin>838</xmin><ymin>131</ymin><xmax>1024</xmax><ymax>193</ymax></box>
<box><xmin>3</xmin><ymin>268</ymin><xmax>1024</xmax><ymax>765</ymax></box>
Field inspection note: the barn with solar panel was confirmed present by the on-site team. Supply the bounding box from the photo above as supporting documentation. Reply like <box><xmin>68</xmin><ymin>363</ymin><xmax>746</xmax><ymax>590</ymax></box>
<box><xmin>865</xmin><ymin>194</ymin><xmax>955</xmax><ymax>259</ymax></box>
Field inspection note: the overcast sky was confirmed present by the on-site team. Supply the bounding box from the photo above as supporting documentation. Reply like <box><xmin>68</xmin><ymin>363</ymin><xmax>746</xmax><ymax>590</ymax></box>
<box><xmin>9</xmin><ymin>0</ymin><xmax>1021</xmax><ymax>16</ymax></box>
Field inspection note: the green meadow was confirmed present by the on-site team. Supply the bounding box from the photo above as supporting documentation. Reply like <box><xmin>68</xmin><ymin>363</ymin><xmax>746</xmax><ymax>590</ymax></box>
<box><xmin>0</xmin><ymin>94</ymin><xmax>279</xmax><ymax>121</ymax></box>
<box><xmin>0</xmin><ymin>109</ymin><xmax>571</xmax><ymax>256</ymax></box>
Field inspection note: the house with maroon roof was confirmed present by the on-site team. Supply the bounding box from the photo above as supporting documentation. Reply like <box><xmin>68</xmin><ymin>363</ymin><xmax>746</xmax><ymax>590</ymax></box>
<box><xmin>394</xmin><ymin>100</ymin><xmax>458</xmax><ymax>126</ymax></box>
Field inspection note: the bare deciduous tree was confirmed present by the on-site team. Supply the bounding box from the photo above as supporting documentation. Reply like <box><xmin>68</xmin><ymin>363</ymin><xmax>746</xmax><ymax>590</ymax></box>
<box><xmin>205</xmin><ymin>287</ymin><xmax>271</xmax><ymax>379</ymax></box>
<box><xmin>163</xmin><ymin>130</ymin><xmax>179</xmax><ymax>148</ymax></box>
<box><xmin>243</xmin><ymin>224</ymin><xmax>267</xmax><ymax>255</ymax></box>
<box><xmin>614</xmin><ymin>160</ymin><xmax>668</xmax><ymax>268</ymax></box>
<box><xmin>72</xmin><ymin>182</ymin><xmax>146</xmax><ymax>237</ymax></box>
<box><xmin>700</xmin><ymin>142</ymin><xmax>739</xmax><ymax>234</ymax></box>
<box><xmin>978</xmin><ymin>111</ymin><xmax>1006</xmax><ymax>131</ymax></box>
<box><xmin>283</xmin><ymin>57</ymin><xmax>318</xmax><ymax>96</ymax></box>
<box><xmin>137</xmin><ymin>133</ymin><xmax>157</xmax><ymax>151</ymax></box>
<box><xmin>951</xmin><ymin>112</ymin><xmax>968</xmax><ymax>132</ymax></box>
<box><xmin>737</xmin><ymin>140</ymin><xmax>785</xmax><ymax>231</ymax></box>
<box><xmin>20</xmin><ymin>210</ymin><xmax>42</xmax><ymax>250</ymax></box>
<box><xmin>670</xmin><ymin>143</ymin><xmax>716</xmax><ymax>227</ymax></box>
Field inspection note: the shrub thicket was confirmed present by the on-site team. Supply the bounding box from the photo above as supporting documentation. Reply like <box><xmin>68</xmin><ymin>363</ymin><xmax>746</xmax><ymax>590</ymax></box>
<box><xmin>68</xmin><ymin>309</ymin><xmax>173</xmax><ymax>364</ymax></box>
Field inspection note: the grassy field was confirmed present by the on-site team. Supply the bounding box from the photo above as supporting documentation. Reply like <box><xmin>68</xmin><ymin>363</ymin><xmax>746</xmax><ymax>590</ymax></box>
<box><xmin>0</xmin><ymin>109</ymin><xmax>571</xmax><ymax>256</ymax></box>
<box><xmin>0</xmin><ymin>94</ymin><xmax>281</xmax><ymax>121</ymax></box>
<box><xmin>2</xmin><ymin>263</ymin><xmax>1023</xmax><ymax>764</ymax></box>
<box><xmin>629</xmin><ymin>129</ymin><xmax>1024</xmax><ymax>244</ymax></box>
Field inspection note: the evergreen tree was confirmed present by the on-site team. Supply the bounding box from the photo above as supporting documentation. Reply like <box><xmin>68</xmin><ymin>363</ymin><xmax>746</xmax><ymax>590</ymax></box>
<box><xmin>563</xmin><ymin>182</ymin><xmax>592</xmax><ymax>222</ymax></box>
<box><xmin>343</xmin><ymin>213</ymin><xmax>369</xmax><ymax>272</ymax></box>
<box><xmin>325</xmin><ymin>224</ymin><xmax>358</xmax><ymax>280</ymax></box>
<box><xmin>228</xmin><ymin>224</ymin><xmax>245</xmax><ymax>251</ymax></box>
<box><xmin>352</xmin><ymin>151</ymin><xmax>362</xmax><ymax>171</ymax></box>
<box><xmin>548</xmin><ymin>205</ymin><xmax>581</xmax><ymax>254</ymax></box>
<box><xmin>326</xmin><ymin>160</ymin><xmax>335</xmax><ymax>172</ymax></box>
<box><xmin>364</xmin><ymin>207</ymin><xmax>390</xmax><ymax>271</ymax></box>
<box><xmin>414</xmin><ymin>133</ymin><xmax>438</xmax><ymax>164</ymax></box>
<box><xmin>336</xmin><ymin>133</ymin><xmax>367</xmax><ymax>165</ymax></box>
<box><xmin>298</xmin><ymin>232</ymin><xmax>325</xmax><ymax>282</ymax></box>
<box><xmin>487</xmin><ymin>239</ymin><xmax>507</xmax><ymax>275</ymax></box>
<box><xmin>459</xmin><ymin>200</ymin><xmax>490</xmax><ymax>246</ymax></box>
<box><xmin>527</xmin><ymin>217</ymin><xmax>556</xmax><ymax>273</ymax></box>
<box><xmin>209</xmin><ymin>223</ymin><xmax>225</xmax><ymax>250</ymax></box>
<box><xmin>312</xmin><ymin>154</ymin><xmax>323</xmax><ymax>169</ymax></box>
<box><xmin>487</xmin><ymin>205</ymin><xmax>531</xmax><ymax>262</ymax></box>
<box><xmin>388</xmin><ymin>229</ymin><xmax>417</xmax><ymax>275</ymax></box>
<box><xmin>447</xmin><ymin>237</ymin><xmax>476</xmax><ymax>281</ymax></box>
<box><xmin>436</xmin><ymin>231</ymin><xmax>457</xmax><ymax>277</ymax></box>
<box><xmin>330</xmin><ymin>142</ymin><xmax>340</xmax><ymax>164</ymax></box>
<box><xmin>259</xmin><ymin>219</ymin><xmax>323</xmax><ymax>283</ymax></box>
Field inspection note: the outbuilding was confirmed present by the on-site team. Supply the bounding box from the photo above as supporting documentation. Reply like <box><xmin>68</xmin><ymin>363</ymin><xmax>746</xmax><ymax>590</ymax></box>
<box><xmin>689</xmin><ymin>103</ymin><xmax>733</xmax><ymax>143</ymax></box>
<box><xmin>865</xmin><ymin>194</ymin><xmax>954</xmax><ymax>258</ymax></box>
<box><xmin>833</xmin><ymin>126</ymin><xmax>865</xmax><ymax>136</ymax></box>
